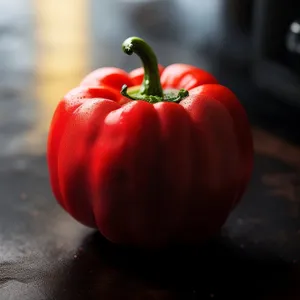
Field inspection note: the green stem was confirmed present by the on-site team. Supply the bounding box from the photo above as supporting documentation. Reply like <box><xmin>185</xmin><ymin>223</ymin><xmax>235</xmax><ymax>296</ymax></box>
<box><xmin>121</xmin><ymin>86</ymin><xmax>189</xmax><ymax>104</ymax></box>
<box><xmin>121</xmin><ymin>36</ymin><xmax>189</xmax><ymax>103</ymax></box>
<box><xmin>122</xmin><ymin>36</ymin><xmax>163</xmax><ymax>97</ymax></box>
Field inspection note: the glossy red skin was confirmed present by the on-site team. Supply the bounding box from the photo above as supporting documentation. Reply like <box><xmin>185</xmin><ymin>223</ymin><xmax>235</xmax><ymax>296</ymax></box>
<box><xmin>47</xmin><ymin>64</ymin><xmax>253</xmax><ymax>248</ymax></box>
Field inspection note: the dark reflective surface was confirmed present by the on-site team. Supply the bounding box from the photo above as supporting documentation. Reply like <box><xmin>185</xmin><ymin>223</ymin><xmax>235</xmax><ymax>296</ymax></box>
<box><xmin>1</xmin><ymin>1</ymin><xmax>300</xmax><ymax>299</ymax></box>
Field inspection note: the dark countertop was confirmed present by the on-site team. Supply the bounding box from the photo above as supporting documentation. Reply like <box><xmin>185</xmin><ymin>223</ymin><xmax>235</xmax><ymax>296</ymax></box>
<box><xmin>2</xmin><ymin>122</ymin><xmax>300</xmax><ymax>300</ymax></box>
<box><xmin>1</xmin><ymin>1</ymin><xmax>300</xmax><ymax>299</ymax></box>
<box><xmin>1</xmin><ymin>70</ymin><xmax>300</xmax><ymax>300</ymax></box>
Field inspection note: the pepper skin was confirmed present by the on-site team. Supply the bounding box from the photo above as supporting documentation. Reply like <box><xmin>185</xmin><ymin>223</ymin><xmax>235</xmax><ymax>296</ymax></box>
<box><xmin>47</xmin><ymin>37</ymin><xmax>253</xmax><ymax>248</ymax></box>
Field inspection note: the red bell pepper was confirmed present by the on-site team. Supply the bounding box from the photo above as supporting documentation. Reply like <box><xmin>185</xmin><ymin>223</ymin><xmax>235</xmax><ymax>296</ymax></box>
<box><xmin>47</xmin><ymin>37</ymin><xmax>253</xmax><ymax>248</ymax></box>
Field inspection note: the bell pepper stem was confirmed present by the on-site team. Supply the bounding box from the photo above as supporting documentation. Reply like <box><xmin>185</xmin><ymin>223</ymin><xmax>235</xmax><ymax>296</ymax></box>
<box><xmin>164</xmin><ymin>89</ymin><xmax>189</xmax><ymax>102</ymax></box>
<box><xmin>121</xmin><ymin>85</ymin><xmax>189</xmax><ymax>104</ymax></box>
<box><xmin>122</xmin><ymin>37</ymin><xmax>164</xmax><ymax>97</ymax></box>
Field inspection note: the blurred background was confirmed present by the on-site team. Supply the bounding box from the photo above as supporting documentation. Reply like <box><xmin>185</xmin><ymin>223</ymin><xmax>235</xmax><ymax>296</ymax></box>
<box><xmin>0</xmin><ymin>0</ymin><xmax>300</xmax><ymax>159</ymax></box>
<box><xmin>2</xmin><ymin>1</ymin><xmax>300</xmax><ymax>298</ymax></box>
